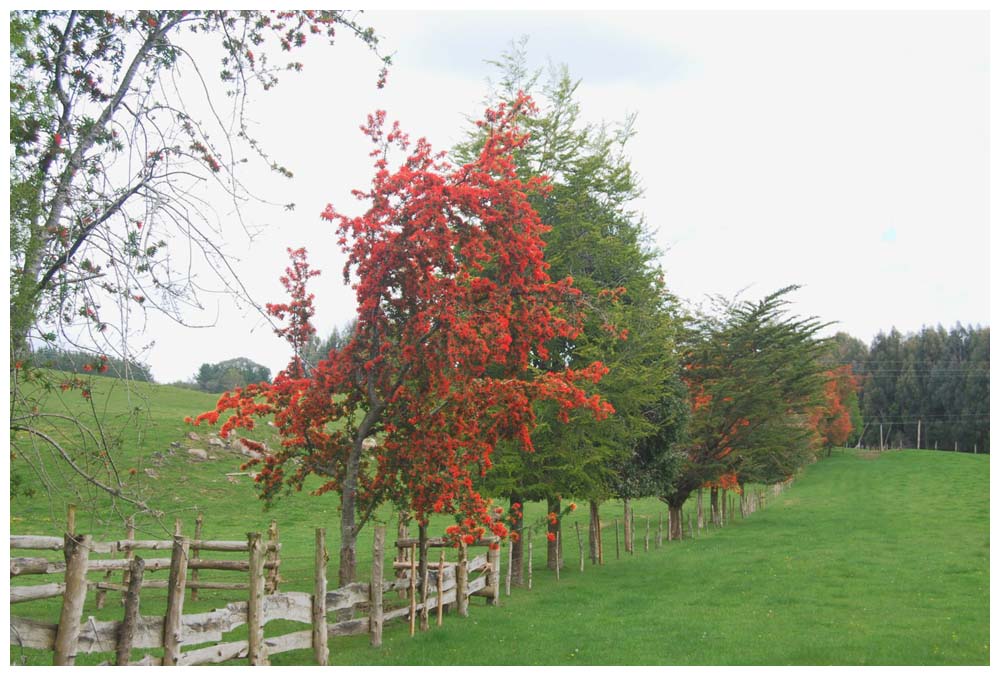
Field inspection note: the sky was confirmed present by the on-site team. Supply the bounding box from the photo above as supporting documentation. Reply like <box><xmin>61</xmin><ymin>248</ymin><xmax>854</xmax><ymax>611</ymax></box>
<box><xmin>139</xmin><ymin>9</ymin><xmax>990</xmax><ymax>383</ymax></box>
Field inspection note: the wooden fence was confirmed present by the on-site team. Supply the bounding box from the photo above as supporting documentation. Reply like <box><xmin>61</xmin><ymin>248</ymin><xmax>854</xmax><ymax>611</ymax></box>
<box><xmin>10</xmin><ymin>480</ymin><xmax>792</xmax><ymax>665</ymax></box>
<box><xmin>10</xmin><ymin>526</ymin><xmax>498</xmax><ymax>666</ymax></box>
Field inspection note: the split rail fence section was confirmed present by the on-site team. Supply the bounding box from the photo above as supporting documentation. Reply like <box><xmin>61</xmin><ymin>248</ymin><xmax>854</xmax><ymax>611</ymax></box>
<box><xmin>10</xmin><ymin>526</ymin><xmax>500</xmax><ymax>666</ymax></box>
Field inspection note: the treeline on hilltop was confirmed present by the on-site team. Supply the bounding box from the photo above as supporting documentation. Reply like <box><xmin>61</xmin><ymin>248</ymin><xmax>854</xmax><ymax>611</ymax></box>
<box><xmin>831</xmin><ymin>325</ymin><xmax>989</xmax><ymax>453</ymax></box>
<box><xmin>27</xmin><ymin>346</ymin><xmax>154</xmax><ymax>382</ymax></box>
<box><xmin>181</xmin><ymin>323</ymin><xmax>355</xmax><ymax>392</ymax></box>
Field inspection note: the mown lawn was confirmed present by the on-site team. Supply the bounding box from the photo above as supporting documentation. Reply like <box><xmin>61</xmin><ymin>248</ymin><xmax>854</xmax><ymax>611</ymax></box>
<box><xmin>9</xmin><ymin>376</ymin><xmax>990</xmax><ymax>665</ymax></box>
<box><xmin>308</xmin><ymin>449</ymin><xmax>988</xmax><ymax>666</ymax></box>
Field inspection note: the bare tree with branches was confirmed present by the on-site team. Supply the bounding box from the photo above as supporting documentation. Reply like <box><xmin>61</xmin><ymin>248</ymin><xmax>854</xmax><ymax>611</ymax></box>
<box><xmin>9</xmin><ymin>10</ymin><xmax>389</xmax><ymax>525</ymax></box>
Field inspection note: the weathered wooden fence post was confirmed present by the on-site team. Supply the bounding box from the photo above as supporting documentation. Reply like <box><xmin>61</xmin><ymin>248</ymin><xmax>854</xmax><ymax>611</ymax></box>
<box><xmin>596</xmin><ymin>518</ymin><xmax>604</xmax><ymax>565</ymax></box>
<box><xmin>53</xmin><ymin>533</ymin><xmax>90</xmax><ymax>666</ymax></box>
<box><xmin>644</xmin><ymin>517</ymin><xmax>650</xmax><ymax>552</ymax></box>
<box><xmin>266</xmin><ymin>519</ymin><xmax>280</xmax><ymax>594</ymax></box>
<box><xmin>526</xmin><ymin>530</ymin><xmax>533</xmax><ymax>591</ymax></box>
<box><xmin>368</xmin><ymin>526</ymin><xmax>383</xmax><ymax>649</ymax></box>
<box><xmin>120</xmin><ymin>515</ymin><xmax>135</xmax><ymax>604</ymax></box>
<box><xmin>614</xmin><ymin>519</ymin><xmax>620</xmax><ymax>560</ymax></box>
<box><xmin>115</xmin><ymin>556</ymin><xmax>145</xmax><ymax>666</ymax></box>
<box><xmin>456</xmin><ymin>542</ymin><xmax>469</xmax><ymax>616</ymax></box>
<box><xmin>408</xmin><ymin>543</ymin><xmax>417</xmax><ymax>635</ymax></box>
<box><xmin>588</xmin><ymin>502</ymin><xmax>599</xmax><ymax>565</ymax></box>
<box><xmin>697</xmin><ymin>488</ymin><xmax>704</xmax><ymax>530</ymax></box>
<box><xmin>419</xmin><ymin>537</ymin><xmax>430</xmax><ymax>631</ymax></box>
<box><xmin>314</xmin><ymin>528</ymin><xmax>330</xmax><ymax>663</ymax></box>
<box><xmin>162</xmin><ymin>535</ymin><xmax>191</xmax><ymax>666</ymax></box>
<box><xmin>487</xmin><ymin>544</ymin><xmax>501</xmax><ymax>605</ymax></box>
<box><xmin>631</xmin><ymin>512</ymin><xmax>636</xmax><ymax>553</ymax></box>
<box><xmin>191</xmin><ymin>512</ymin><xmax>204</xmax><ymax>602</ymax></box>
<box><xmin>575</xmin><ymin>522</ymin><xmax>584</xmax><ymax>572</ymax></box>
<box><xmin>554</xmin><ymin>532</ymin><xmax>561</xmax><ymax>582</ymax></box>
<box><xmin>505</xmin><ymin>539</ymin><xmax>513</xmax><ymax>596</ymax></box>
<box><xmin>247</xmin><ymin>532</ymin><xmax>268</xmax><ymax>666</ymax></box>
<box><xmin>436</xmin><ymin>548</ymin><xmax>445</xmax><ymax>625</ymax></box>
<box><xmin>656</xmin><ymin>513</ymin><xmax>663</xmax><ymax>548</ymax></box>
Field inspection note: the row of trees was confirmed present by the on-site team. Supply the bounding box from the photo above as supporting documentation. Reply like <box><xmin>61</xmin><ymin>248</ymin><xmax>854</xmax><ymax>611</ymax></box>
<box><xmin>831</xmin><ymin>326</ymin><xmax>989</xmax><ymax>452</ymax></box>
<box><xmin>8</xmin><ymin>11</ymin><xmax>864</xmax><ymax>582</ymax></box>
<box><xmin>194</xmin><ymin>48</ymin><xmax>855</xmax><ymax>584</ymax></box>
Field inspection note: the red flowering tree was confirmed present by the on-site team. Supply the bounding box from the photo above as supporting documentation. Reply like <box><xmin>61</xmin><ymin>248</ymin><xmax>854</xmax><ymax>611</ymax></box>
<box><xmin>194</xmin><ymin>94</ymin><xmax>613</xmax><ymax>584</ymax></box>
<box><xmin>810</xmin><ymin>366</ymin><xmax>858</xmax><ymax>454</ymax></box>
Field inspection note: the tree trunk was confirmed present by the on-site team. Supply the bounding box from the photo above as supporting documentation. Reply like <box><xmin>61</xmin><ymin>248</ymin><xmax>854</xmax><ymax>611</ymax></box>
<box><xmin>696</xmin><ymin>488</ymin><xmax>704</xmax><ymax>529</ymax></box>
<box><xmin>397</xmin><ymin>512</ymin><xmax>410</xmax><ymax>542</ymax></box>
<box><xmin>588</xmin><ymin>500</ymin><xmax>600</xmax><ymax>564</ymax></box>
<box><xmin>668</xmin><ymin>504</ymin><xmax>683</xmax><ymax>540</ymax></box>
<box><xmin>11</xmin><ymin>235</ymin><xmax>44</xmax><ymax>360</ymax></box>
<box><xmin>418</xmin><ymin>523</ymin><xmax>429</xmax><ymax>631</ymax></box>
<box><xmin>338</xmin><ymin>483</ymin><xmax>358</xmax><ymax>587</ymax></box>
<box><xmin>510</xmin><ymin>494</ymin><xmax>523</xmax><ymax>585</ymax></box>
<box><xmin>546</xmin><ymin>496</ymin><xmax>561</xmax><ymax>571</ymax></box>
<box><xmin>417</xmin><ymin>522</ymin><xmax>428</xmax><ymax>599</ymax></box>
<box><xmin>623</xmin><ymin>497</ymin><xmax>633</xmax><ymax>554</ymax></box>
<box><xmin>710</xmin><ymin>487</ymin><xmax>720</xmax><ymax>525</ymax></box>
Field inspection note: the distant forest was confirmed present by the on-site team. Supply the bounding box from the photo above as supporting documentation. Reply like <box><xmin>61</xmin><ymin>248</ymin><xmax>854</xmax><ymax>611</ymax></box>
<box><xmin>27</xmin><ymin>322</ymin><xmax>988</xmax><ymax>453</ymax></box>
<box><xmin>28</xmin><ymin>346</ymin><xmax>154</xmax><ymax>382</ymax></box>
<box><xmin>831</xmin><ymin>324</ymin><xmax>989</xmax><ymax>453</ymax></box>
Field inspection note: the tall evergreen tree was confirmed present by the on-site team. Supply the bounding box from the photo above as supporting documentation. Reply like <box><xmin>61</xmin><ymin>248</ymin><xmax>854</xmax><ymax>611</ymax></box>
<box><xmin>662</xmin><ymin>287</ymin><xmax>829</xmax><ymax>538</ymax></box>
<box><xmin>460</xmin><ymin>44</ymin><xmax>685</xmax><ymax>570</ymax></box>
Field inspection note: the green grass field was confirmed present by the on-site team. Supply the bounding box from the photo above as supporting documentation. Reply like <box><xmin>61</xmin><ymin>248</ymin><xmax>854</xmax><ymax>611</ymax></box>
<box><xmin>9</xmin><ymin>376</ymin><xmax>990</xmax><ymax>665</ymax></box>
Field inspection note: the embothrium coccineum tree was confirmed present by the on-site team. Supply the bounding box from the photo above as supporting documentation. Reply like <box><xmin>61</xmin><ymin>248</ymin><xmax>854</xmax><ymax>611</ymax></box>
<box><xmin>194</xmin><ymin>94</ymin><xmax>613</xmax><ymax>584</ymax></box>
<box><xmin>810</xmin><ymin>366</ymin><xmax>857</xmax><ymax>451</ymax></box>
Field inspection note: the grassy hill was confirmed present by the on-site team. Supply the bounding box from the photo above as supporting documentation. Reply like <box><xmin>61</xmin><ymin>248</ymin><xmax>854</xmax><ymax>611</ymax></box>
<box><xmin>9</xmin><ymin>375</ymin><xmax>990</xmax><ymax>665</ymax></box>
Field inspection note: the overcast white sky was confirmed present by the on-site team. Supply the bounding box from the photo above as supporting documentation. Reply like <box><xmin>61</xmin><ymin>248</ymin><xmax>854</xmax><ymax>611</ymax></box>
<box><xmin>143</xmin><ymin>9</ymin><xmax>990</xmax><ymax>383</ymax></box>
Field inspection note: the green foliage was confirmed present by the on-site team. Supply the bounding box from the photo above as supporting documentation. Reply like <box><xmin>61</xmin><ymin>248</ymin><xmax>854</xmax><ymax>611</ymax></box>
<box><xmin>299</xmin><ymin>319</ymin><xmax>356</xmax><ymax>372</ymax></box>
<box><xmin>194</xmin><ymin>357</ymin><xmax>271</xmax><ymax>393</ymax></box>
<box><xmin>850</xmin><ymin>325</ymin><xmax>989</xmax><ymax>451</ymax></box>
<box><xmin>466</xmin><ymin>43</ymin><xmax>685</xmax><ymax>506</ymax></box>
<box><xmin>668</xmin><ymin>287</ymin><xmax>829</xmax><ymax>505</ymax></box>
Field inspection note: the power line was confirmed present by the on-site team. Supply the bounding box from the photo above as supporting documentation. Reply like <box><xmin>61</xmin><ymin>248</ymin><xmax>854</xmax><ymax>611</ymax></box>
<box><xmin>857</xmin><ymin>371</ymin><xmax>989</xmax><ymax>376</ymax></box>
<box><xmin>860</xmin><ymin>418</ymin><xmax>991</xmax><ymax>425</ymax></box>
